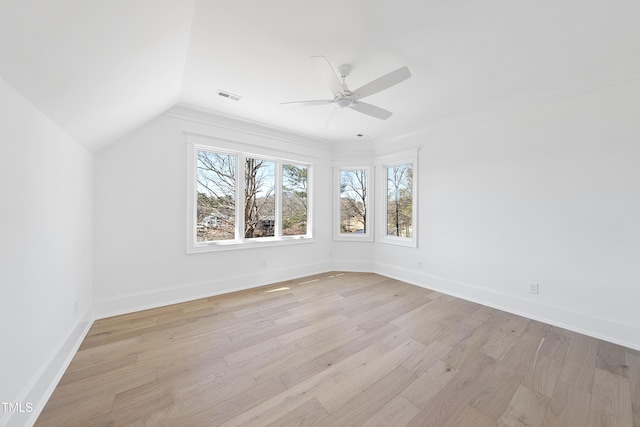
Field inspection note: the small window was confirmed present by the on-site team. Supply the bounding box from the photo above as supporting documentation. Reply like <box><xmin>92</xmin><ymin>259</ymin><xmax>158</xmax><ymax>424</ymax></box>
<box><xmin>334</xmin><ymin>166</ymin><xmax>373</xmax><ymax>240</ymax></box>
<box><xmin>386</xmin><ymin>163</ymin><xmax>413</xmax><ymax>238</ymax></box>
<box><xmin>377</xmin><ymin>151</ymin><xmax>417</xmax><ymax>247</ymax></box>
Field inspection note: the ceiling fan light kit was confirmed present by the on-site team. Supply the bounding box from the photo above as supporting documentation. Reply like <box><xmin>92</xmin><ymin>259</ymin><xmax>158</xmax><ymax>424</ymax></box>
<box><xmin>282</xmin><ymin>56</ymin><xmax>411</xmax><ymax>120</ymax></box>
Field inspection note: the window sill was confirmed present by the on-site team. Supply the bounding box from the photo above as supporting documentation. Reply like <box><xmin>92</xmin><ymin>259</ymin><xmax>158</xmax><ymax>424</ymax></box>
<box><xmin>333</xmin><ymin>234</ymin><xmax>374</xmax><ymax>242</ymax></box>
<box><xmin>188</xmin><ymin>236</ymin><xmax>315</xmax><ymax>254</ymax></box>
<box><xmin>377</xmin><ymin>235</ymin><xmax>417</xmax><ymax>248</ymax></box>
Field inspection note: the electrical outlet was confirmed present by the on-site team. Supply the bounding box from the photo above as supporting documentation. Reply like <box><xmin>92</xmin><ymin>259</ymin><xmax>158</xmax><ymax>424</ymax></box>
<box><xmin>528</xmin><ymin>283</ymin><xmax>539</xmax><ymax>295</ymax></box>
<box><xmin>74</xmin><ymin>299</ymin><xmax>79</xmax><ymax>315</ymax></box>
<box><xmin>262</xmin><ymin>259</ymin><xmax>268</xmax><ymax>268</ymax></box>
<box><xmin>417</xmin><ymin>259</ymin><xmax>423</xmax><ymax>270</ymax></box>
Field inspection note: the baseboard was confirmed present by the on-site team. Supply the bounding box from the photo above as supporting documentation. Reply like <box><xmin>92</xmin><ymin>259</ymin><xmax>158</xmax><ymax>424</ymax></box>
<box><xmin>329</xmin><ymin>259</ymin><xmax>375</xmax><ymax>273</ymax></box>
<box><xmin>374</xmin><ymin>262</ymin><xmax>640</xmax><ymax>352</ymax></box>
<box><xmin>1</xmin><ymin>308</ymin><xmax>94</xmax><ymax>427</ymax></box>
<box><xmin>93</xmin><ymin>260</ymin><xmax>332</xmax><ymax>319</ymax></box>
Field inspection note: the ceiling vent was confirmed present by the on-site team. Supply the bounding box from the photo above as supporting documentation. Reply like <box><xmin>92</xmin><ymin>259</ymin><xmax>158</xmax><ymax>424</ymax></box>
<box><xmin>216</xmin><ymin>90</ymin><xmax>242</xmax><ymax>101</ymax></box>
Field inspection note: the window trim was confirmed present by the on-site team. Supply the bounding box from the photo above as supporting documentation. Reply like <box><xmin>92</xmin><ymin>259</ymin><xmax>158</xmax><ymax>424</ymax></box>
<box><xmin>187</xmin><ymin>142</ymin><xmax>313</xmax><ymax>253</ymax></box>
<box><xmin>376</xmin><ymin>149</ymin><xmax>418</xmax><ymax>248</ymax></box>
<box><xmin>333</xmin><ymin>165</ymin><xmax>374</xmax><ymax>241</ymax></box>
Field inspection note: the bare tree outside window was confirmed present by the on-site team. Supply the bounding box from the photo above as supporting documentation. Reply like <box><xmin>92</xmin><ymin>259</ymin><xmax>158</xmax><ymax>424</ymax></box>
<box><xmin>192</xmin><ymin>148</ymin><xmax>312</xmax><ymax>247</ymax></box>
<box><xmin>196</xmin><ymin>151</ymin><xmax>236</xmax><ymax>241</ymax></box>
<box><xmin>282</xmin><ymin>164</ymin><xmax>308</xmax><ymax>236</ymax></box>
<box><xmin>245</xmin><ymin>158</ymin><xmax>275</xmax><ymax>238</ymax></box>
<box><xmin>387</xmin><ymin>164</ymin><xmax>413</xmax><ymax>237</ymax></box>
<box><xmin>340</xmin><ymin>169</ymin><xmax>367</xmax><ymax>234</ymax></box>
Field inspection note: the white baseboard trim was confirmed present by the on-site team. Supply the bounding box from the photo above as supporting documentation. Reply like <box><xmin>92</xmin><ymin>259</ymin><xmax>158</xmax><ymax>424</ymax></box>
<box><xmin>330</xmin><ymin>259</ymin><xmax>374</xmax><ymax>273</ymax></box>
<box><xmin>93</xmin><ymin>260</ymin><xmax>332</xmax><ymax>320</ymax></box>
<box><xmin>1</xmin><ymin>308</ymin><xmax>94</xmax><ymax>427</ymax></box>
<box><xmin>374</xmin><ymin>262</ymin><xmax>640</xmax><ymax>352</ymax></box>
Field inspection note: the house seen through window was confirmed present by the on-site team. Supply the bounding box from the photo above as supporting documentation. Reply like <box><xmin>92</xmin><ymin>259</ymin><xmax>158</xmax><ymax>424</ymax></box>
<box><xmin>194</xmin><ymin>147</ymin><xmax>310</xmax><ymax>247</ymax></box>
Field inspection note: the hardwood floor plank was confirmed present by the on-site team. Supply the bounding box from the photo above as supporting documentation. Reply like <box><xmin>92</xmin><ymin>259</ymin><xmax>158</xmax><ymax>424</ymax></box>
<box><xmin>57</xmin><ymin>352</ymin><xmax>138</xmax><ymax>385</ymax></box>
<box><xmin>537</xmin><ymin>332</ymin><xmax>571</xmax><ymax>362</ymax></box>
<box><xmin>542</xmin><ymin>381</ymin><xmax>592</xmax><ymax>427</ymax></box>
<box><xmin>596</xmin><ymin>340</ymin><xmax>630</xmax><ymax>378</ymax></box>
<box><xmin>401</xmin><ymin>339</ymin><xmax>452</xmax><ymax>376</ymax></box>
<box><xmin>401</xmin><ymin>359</ymin><xmax>458</xmax><ymax>408</ymax></box>
<box><xmin>523</xmin><ymin>355</ymin><xmax>563</xmax><ymax>398</ymax></box>
<box><xmin>279</xmin><ymin>322</ymin><xmax>398</xmax><ymax>387</ymax></box>
<box><xmin>468</xmin><ymin>366</ymin><xmax>521</xmax><ymax>421</ymax></box>
<box><xmin>265</xmin><ymin>398</ymin><xmax>328</xmax><ymax>427</ymax></box>
<box><xmin>627</xmin><ymin>350</ymin><xmax>640</xmax><ymax>426</ymax></box>
<box><xmin>406</xmin><ymin>352</ymin><xmax>498</xmax><ymax>426</ymax></box>
<box><xmin>559</xmin><ymin>333</ymin><xmax>598</xmax><ymax>392</ymax></box>
<box><xmin>443</xmin><ymin>405</ymin><xmax>497</xmax><ymax>427</ymax></box>
<box><xmin>34</xmin><ymin>272</ymin><xmax>638</xmax><ymax>426</ymax></box>
<box><xmin>481</xmin><ymin>329</ymin><xmax>521</xmax><ymax>361</ymax></box>
<box><xmin>317</xmin><ymin>366</ymin><xmax>417</xmax><ymax>426</ymax></box>
<box><xmin>223</xmin><ymin>337</ymin><xmax>282</xmax><ymax>365</ymax></box>
<box><xmin>360</xmin><ymin>395</ymin><xmax>421</xmax><ymax>427</ymax></box>
<box><xmin>588</xmin><ymin>368</ymin><xmax>633</xmax><ymax>427</ymax></box>
<box><xmin>498</xmin><ymin>384</ymin><xmax>549</xmax><ymax>427</ymax></box>
<box><xmin>315</xmin><ymin>339</ymin><xmax>423</xmax><ymax>413</ymax></box>
<box><xmin>499</xmin><ymin>331</ymin><xmax>544</xmax><ymax>377</ymax></box>
<box><xmin>252</xmin><ymin>326</ymin><xmax>362</xmax><ymax>383</ymax></box>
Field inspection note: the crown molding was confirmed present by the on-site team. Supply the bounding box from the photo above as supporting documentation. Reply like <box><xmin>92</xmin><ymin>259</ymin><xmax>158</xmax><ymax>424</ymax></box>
<box><xmin>166</xmin><ymin>103</ymin><xmax>335</xmax><ymax>153</ymax></box>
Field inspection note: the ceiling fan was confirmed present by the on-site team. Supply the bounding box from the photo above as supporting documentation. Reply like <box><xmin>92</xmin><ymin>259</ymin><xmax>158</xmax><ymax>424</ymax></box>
<box><xmin>281</xmin><ymin>56</ymin><xmax>411</xmax><ymax>120</ymax></box>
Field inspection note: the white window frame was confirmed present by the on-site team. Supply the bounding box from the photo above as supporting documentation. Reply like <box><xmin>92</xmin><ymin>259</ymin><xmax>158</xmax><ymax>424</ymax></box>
<box><xmin>333</xmin><ymin>165</ymin><xmax>373</xmax><ymax>241</ymax></box>
<box><xmin>376</xmin><ymin>149</ymin><xmax>418</xmax><ymax>248</ymax></box>
<box><xmin>187</xmin><ymin>142</ymin><xmax>313</xmax><ymax>253</ymax></box>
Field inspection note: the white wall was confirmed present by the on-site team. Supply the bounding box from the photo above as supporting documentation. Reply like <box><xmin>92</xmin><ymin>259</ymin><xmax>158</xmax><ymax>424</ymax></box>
<box><xmin>92</xmin><ymin>107</ymin><xmax>334</xmax><ymax>317</ymax></box>
<box><xmin>374</xmin><ymin>78</ymin><xmax>640</xmax><ymax>349</ymax></box>
<box><xmin>0</xmin><ymin>77</ymin><xmax>93</xmax><ymax>427</ymax></box>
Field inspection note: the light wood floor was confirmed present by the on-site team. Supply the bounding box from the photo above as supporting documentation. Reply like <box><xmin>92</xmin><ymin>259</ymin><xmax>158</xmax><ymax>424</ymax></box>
<box><xmin>37</xmin><ymin>272</ymin><xmax>639</xmax><ymax>426</ymax></box>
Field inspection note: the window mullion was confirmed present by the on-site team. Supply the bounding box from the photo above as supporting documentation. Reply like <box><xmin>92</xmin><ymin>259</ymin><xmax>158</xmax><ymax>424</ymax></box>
<box><xmin>275</xmin><ymin>161</ymin><xmax>283</xmax><ymax>239</ymax></box>
<box><xmin>237</xmin><ymin>153</ymin><xmax>246</xmax><ymax>243</ymax></box>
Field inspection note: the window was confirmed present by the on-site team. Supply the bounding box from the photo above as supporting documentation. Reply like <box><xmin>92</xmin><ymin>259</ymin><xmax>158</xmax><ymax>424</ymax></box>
<box><xmin>196</xmin><ymin>151</ymin><xmax>237</xmax><ymax>241</ymax></box>
<box><xmin>377</xmin><ymin>151</ymin><xmax>417</xmax><ymax>247</ymax></box>
<box><xmin>244</xmin><ymin>158</ymin><xmax>276</xmax><ymax>239</ymax></box>
<box><xmin>386</xmin><ymin>163</ymin><xmax>413</xmax><ymax>237</ymax></box>
<box><xmin>189</xmin><ymin>144</ymin><xmax>312</xmax><ymax>252</ymax></box>
<box><xmin>334</xmin><ymin>166</ymin><xmax>372</xmax><ymax>240</ymax></box>
<box><xmin>282</xmin><ymin>164</ymin><xmax>308</xmax><ymax>236</ymax></box>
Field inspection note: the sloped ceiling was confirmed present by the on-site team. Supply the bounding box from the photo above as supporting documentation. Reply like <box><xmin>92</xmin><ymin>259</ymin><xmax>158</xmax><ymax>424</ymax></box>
<box><xmin>1</xmin><ymin>0</ymin><xmax>640</xmax><ymax>151</ymax></box>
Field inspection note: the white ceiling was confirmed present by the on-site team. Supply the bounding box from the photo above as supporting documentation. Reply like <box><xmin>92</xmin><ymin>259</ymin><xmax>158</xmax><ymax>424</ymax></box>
<box><xmin>1</xmin><ymin>0</ymin><xmax>640</xmax><ymax>151</ymax></box>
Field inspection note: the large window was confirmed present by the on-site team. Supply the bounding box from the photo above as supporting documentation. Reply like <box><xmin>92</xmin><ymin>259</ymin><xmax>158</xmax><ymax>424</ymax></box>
<box><xmin>190</xmin><ymin>144</ymin><xmax>311</xmax><ymax>251</ymax></box>
<box><xmin>377</xmin><ymin>151</ymin><xmax>417</xmax><ymax>247</ymax></box>
<box><xmin>334</xmin><ymin>166</ymin><xmax>372</xmax><ymax>240</ymax></box>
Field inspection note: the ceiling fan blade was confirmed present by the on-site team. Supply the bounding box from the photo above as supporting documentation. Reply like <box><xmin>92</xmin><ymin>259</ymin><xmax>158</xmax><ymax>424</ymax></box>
<box><xmin>350</xmin><ymin>101</ymin><xmax>393</xmax><ymax>120</ymax></box>
<box><xmin>311</xmin><ymin>55</ymin><xmax>344</xmax><ymax>96</ymax></box>
<box><xmin>280</xmin><ymin>99</ymin><xmax>334</xmax><ymax>107</ymax></box>
<box><xmin>353</xmin><ymin>66</ymin><xmax>411</xmax><ymax>100</ymax></box>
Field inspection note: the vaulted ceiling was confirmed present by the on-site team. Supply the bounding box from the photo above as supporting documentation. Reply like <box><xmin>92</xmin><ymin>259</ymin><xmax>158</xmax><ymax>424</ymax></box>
<box><xmin>2</xmin><ymin>0</ymin><xmax>640</xmax><ymax>151</ymax></box>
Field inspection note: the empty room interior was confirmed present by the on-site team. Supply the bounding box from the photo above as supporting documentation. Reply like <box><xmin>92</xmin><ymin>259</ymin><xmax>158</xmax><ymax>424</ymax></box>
<box><xmin>1</xmin><ymin>1</ymin><xmax>639</xmax><ymax>426</ymax></box>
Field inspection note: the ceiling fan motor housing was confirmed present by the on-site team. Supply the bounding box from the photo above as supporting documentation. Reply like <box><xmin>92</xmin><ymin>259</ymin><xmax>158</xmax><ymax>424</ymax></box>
<box><xmin>335</xmin><ymin>98</ymin><xmax>353</xmax><ymax>109</ymax></box>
